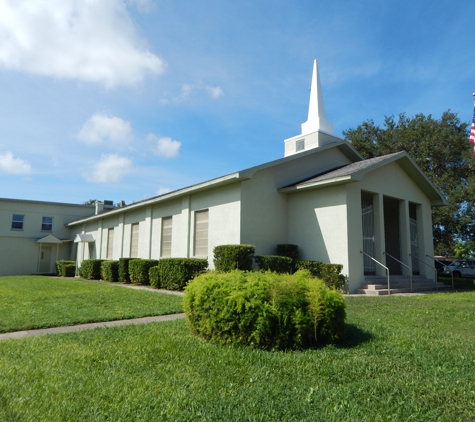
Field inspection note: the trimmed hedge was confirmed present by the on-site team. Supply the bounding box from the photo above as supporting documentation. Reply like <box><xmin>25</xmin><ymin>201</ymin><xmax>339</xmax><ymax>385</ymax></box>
<box><xmin>79</xmin><ymin>259</ymin><xmax>104</xmax><ymax>280</ymax></box>
<box><xmin>295</xmin><ymin>260</ymin><xmax>345</xmax><ymax>291</ymax></box>
<box><xmin>184</xmin><ymin>270</ymin><xmax>346</xmax><ymax>350</ymax></box>
<box><xmin>213</xmin><ymin>244</ymin><xmax>255</xmax><ymax>272</ymax></box>
<box><xmin>159</xmin><ymin>258</ymin><xmax>208</xmax><ymax>291</ymax></box>
<box><xmin>129</xmin><ymin>259</ymin><xmax>159</xmax><ymax>285</ymax></box>
<box><xmin>101</xmin><ymin>260</ymin><xmax>119</xmax><ymax>282</ymax></box>
<box><xmin>118</xmin><ymin>258</ymin><xmax>134</xmax><ymax>283</ymax></box>
<box><xmin>275</xmin><ymin>244</ymin><xmax>300</xmax><ymax>262</ymax></box>
<box><xmin>149</xmin><ymin>266</ymin><xmax>161</xmax><ymax>288</ymax></box>
<box><xmin>55</xmin><ymin>260</ymin><xmax>75</xmax><ymax>276</ymax></box>
<box><xmin>61</xmin><ymin>264</ymin><xmax>76</xmax><ymax>277</ymax></box>
<box><xmin>255</xmin><ymin>255</ymin><xmax>293</xmax><ymax>274</ymax></box>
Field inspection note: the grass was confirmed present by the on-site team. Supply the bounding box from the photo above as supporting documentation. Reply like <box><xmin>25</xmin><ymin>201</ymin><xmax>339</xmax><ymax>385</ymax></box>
<box><xmin>0</xmin><ymin>276</ymin><xmax>183</xmax><ymax>333</ymax></box>
<box><xmin>1</xmin><ymin>290</ymin><xmax>475</xmax><ymax>421</ymax></box>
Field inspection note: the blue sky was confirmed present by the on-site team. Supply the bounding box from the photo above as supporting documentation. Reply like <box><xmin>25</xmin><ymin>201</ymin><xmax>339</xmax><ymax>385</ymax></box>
<box><xmin>0</xmin><ymin>0</ymin><xmax>474</xmax><ymax>205</ymax></box>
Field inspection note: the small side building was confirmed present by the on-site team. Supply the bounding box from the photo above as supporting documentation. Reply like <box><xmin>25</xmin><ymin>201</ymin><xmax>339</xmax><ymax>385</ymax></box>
<box><xmin>0</xmin><ymin>198</ymin><xmax>95</xmax><ymax>276</ymax></box>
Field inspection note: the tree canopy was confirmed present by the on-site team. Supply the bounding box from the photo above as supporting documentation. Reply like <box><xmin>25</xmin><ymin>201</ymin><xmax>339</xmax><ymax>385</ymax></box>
<box><xmin>343</xmin><ymin>110</ymin><xmax>475</xmax><ymax>255</ymax></box>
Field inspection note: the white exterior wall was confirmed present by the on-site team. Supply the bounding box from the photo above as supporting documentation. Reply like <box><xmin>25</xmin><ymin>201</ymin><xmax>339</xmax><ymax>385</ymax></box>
<box><xmin>287</xmin><ymin>185</ymin><xmax>349</xmax><ymax>270</ymax></box>
<box><xmin>241</xmin><ymin>147</ymin><xmax>352</xmax><ymax>255</ymax></box>
<box><xmin>71</xmin><ymin>183</ymin><xmax>242</xmax><ymax>269</ymax></box>
<box><xmin>190</xmin><ymin>184</ymin><xmax>241</xmax><ymax>262</ymax></box>
<box><xmin>0</xmin><ymin>199</ymin><xmax>95</xmax><ymax>276</ymax></box>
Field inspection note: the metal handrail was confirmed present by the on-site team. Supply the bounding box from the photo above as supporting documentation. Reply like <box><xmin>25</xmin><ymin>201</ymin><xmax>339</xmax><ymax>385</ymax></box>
<box><xmin>426</xmin><ymin>254</ymin><xmax>454</xmax><ymax>290</ymax></box>
<box><xmin>383</xmin><ymin>251</ymin><xmax>412</xmax><ymax>293</ymax></box>
<box><xmin>361</xmin><ymin>251</ymin><xmax>391</xmax><ymax>295</ymax></box>
<box><xmin>409</xmin><ymin>254</ymin><xmax>438</xmax><ymax>291</ymax></box>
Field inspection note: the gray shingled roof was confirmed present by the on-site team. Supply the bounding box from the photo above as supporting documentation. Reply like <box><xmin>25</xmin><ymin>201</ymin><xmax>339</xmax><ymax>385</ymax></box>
<box><xmin>295</xmin><ymin>152</ymin><xmax>402</xmax><ymax>186</ymax></box>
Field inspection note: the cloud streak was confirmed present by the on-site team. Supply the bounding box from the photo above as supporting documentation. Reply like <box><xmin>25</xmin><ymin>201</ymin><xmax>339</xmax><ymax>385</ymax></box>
<box><xmin>0</xmin><ymin>151</ymin><xmax>32</xmax><ymax>174</ymax></box>
<box><xmin>0</xmin><ymin>0</ymin><xmax>166</xmax><ymax>87</ymax></box>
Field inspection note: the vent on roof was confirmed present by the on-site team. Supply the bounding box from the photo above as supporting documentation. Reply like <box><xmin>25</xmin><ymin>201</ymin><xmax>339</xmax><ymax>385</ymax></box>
<box><xmin>95</xmin><ymin>200</ymin><xmax>115</xmax><ymax>215</ymax></box>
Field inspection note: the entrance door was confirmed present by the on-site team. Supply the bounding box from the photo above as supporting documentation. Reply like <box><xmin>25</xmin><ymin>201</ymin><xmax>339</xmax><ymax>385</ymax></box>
<box><xmin>361</xmin><ymin>192</ymin><xmax>375</xmax><ymax>274</ymax></box>
<box><xmin>383</xmin><ymin>197</ymin><xmax>402</xmax><ymax>275</ymax></box>
<box><xmin>39</xmin><ymin>246</ymin><xmax>52</xmax><ymax>273</ymax></box>
<box><xmin>409</xmin><ymin>203</ymin><xmax>420</xmax><ymax>275</ymax></box>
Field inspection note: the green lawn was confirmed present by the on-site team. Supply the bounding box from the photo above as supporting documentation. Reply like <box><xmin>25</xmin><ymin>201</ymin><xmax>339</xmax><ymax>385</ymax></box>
<box><xmin>0</xmin><ymin>276</ymin><xmax>183</xmax><ymax>333</ymax></box>
<box><xmin>1</xmin><ymin>290</ymin><xmax>474</xmax><ymax>421</ymax></box>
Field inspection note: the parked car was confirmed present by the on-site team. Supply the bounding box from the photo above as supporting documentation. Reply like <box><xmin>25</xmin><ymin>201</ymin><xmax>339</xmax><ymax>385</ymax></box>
<box><xmin>443</xmin><ymin>259</ymin><xmax>475</xmax><ymax>278</ymax></box>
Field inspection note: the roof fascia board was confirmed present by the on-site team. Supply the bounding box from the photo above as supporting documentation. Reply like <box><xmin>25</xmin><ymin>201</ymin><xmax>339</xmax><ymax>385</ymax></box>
<box><xmin>279</xmin><ymin>175</ymin><xmax>356</xmax><ymax>193</ymax></box>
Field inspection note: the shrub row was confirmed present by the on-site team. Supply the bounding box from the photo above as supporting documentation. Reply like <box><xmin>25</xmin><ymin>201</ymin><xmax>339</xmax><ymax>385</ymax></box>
<box><xmin>55</xmin><ymin>260</ymin><xmax>76</xmax><ymax>277</ymax></box>
<box><xmin>77</xmin><ymin>257</ymin><xmax>208</xmax><ymax>290</ymax></box>
<box><xmin>254</xmin><ymin>255</ymin><xmax>293</xmax><ymax>274</ymax></box>
<box><xmin>295</xmin><ymin>261</ymin><xmax>345</xmax><ymax>290</ymax></box>
<box><xmin>213</xmin><ymin>244</ymin><xmax>255</xmax><ymax>272</ymax></box>
<box><xmin>129</xmin><ymin>259</ymin><xmax>159</xmax><ymax>285</ymax></box>
<box><xmin>119</xmin><ymin>258</ymin><xmax>133</xmax><ymax>283</ymax></box>
<box><xmin>101</xmin><ymin>260</ymin><xmax>119</xmax><ymax>282</ymax></box>
<box><xmin>150</xmin><ymin>258</ymin><xmax>208</xmax><ymax>290</ymax></box>
<box><xmin>79</xmin><ymin>259</ymin><xmax>104</xmax><ymax>280</ymax></box>
<box><xmin>184</xmin><ymin>269</ymin><xmax>346</xmax><ymax>350</ymax></box>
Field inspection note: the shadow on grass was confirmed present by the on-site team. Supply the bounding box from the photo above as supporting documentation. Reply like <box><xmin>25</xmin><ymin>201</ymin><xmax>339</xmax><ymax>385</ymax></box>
<box><xmin>336</xmin><ymin>323</ymin><xmax>374</xmax><ymax>348</ymax></box>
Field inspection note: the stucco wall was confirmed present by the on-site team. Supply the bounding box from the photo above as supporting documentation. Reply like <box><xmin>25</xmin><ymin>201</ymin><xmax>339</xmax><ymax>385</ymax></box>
<box><xmin>287</xmin><ymin>184</ymin><xmax>349</xmax><ymax>269</ymax></box>
<box><xmin>240</xmin><ymin>147</ymin><xmax>352</xmax><ymax>255</ymax></box>
<box><xmin>71</xmin><ymin>183</ymin><xmax>242</xmax><ymax>269</ymax></box>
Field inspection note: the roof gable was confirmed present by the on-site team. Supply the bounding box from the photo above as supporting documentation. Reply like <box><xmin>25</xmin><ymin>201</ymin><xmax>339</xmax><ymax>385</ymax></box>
<box><xmin>279</xmin><ymin>151</ymin><xmax>447</xmax><ymax>206</ymax></box>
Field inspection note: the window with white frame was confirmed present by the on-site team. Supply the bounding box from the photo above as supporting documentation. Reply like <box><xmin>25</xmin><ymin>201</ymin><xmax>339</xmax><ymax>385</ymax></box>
<box><xmin>161</xmin><ymin>217</ymin><xmax>172</xmax><ymax>257</ymax></box>
<box><xmin>11</xmin><ymin>214</ymin><xmax>24</xmax><ymax>230</ymax></box>
<box><xmin>41</xmin><ymin>216</ymin><xmax>53</xmax><ymax>231</ymax></box>
<box><xmin>194</xmin><ymin>210</ymin><xmax>209</xmax><ymax>257</ymax></box>
<box><xmin>130</xmin><ymin>223</ymin><xmax>139</xmax><ymax>258</ymax></box>
<box><xmin>106</xmin><ymin>228</ymin><xmax>114</xmax><ymax>259</ymax></box>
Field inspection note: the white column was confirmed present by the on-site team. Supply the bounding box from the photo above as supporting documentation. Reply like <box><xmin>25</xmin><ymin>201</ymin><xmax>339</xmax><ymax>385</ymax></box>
<box><xmin>399</xmin><ymin>200</ymin><xmax>411</xmax><ymax>276</ymax></box>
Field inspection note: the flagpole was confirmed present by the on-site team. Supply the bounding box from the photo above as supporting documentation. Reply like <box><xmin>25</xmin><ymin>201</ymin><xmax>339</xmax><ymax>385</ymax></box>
<box><xmin>470</xmin><ymin>93</ymin><xmax>475</xmax><ymax>155</ymax></box>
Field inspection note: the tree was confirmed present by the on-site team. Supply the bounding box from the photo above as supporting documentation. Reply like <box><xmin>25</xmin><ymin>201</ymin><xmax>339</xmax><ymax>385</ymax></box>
<box><xmin>83</xmin><ymin>199</ymin><xmax>98</xmax><ymax>205</ymax></box>
<box><xmin>343</xmin><ymin>111</ymin><xmax>475</xmax><ymax>255</ymax></box>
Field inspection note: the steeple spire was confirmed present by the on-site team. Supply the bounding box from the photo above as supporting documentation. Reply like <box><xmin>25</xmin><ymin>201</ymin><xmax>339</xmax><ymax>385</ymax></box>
<box><xmin>301</xmin><ymin>60</ymin><xmax>334</xmax><ymax>136</ymax></box>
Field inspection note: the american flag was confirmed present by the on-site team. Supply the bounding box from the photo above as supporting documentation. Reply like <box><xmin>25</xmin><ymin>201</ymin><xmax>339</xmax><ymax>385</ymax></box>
<box><xmin>470</xmin><ymin>94</ymin><xmax>475</xmax><ymax>155</ymax></box>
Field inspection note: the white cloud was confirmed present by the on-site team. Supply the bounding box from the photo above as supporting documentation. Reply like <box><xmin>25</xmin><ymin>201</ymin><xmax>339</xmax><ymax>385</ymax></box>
<box><xmin>176</xmin><ymin>83</ymin><xmax>224</xmax><ymax>102</ymax></box>
<box><xmin>206</xmin><ymin>85</ymin><xmax>225</xmax><ymax>99</ymax></box>
<box><xmin>77</xmin><ymin>112</ymin><xmax>133</xmax><ymax>145</ymax></box>
<box><xmin>146</xmin><ymin>133</ymin><xmax>181</xmax><ymax>158</ymax></box>
<box><xmin>0</xmin><ymin>0</ymin><xmax>166</xmax><ymax>87</ymax></box>
<box><xmin>0</xmin><ymin>151</ymin><xmax>32</xmax><ymax>174</ymax></box>
<box><xmin>85</xmin><ymin>154</ymin><xmax>132</xmax><ymax>183</ymax></box>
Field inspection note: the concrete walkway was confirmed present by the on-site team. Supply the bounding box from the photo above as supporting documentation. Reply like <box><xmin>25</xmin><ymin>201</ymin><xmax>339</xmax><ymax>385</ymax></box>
<box><xmin>0</xmin><ymin>313</ymin><xmax>186</xmax><ymax>341</ymax></box>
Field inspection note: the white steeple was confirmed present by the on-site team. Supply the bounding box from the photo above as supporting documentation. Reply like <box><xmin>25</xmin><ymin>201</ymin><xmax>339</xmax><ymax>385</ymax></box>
<box><xmin>300</xmin><ymin>60</ymin><xmax>334</xmax><ymax>136</ymax></box>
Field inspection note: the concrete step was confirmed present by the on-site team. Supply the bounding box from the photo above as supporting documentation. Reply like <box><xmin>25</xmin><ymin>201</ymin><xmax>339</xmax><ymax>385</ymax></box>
<box><xmin>358</xmin><ymin>281</ymin><xmax>449</xmax><ymax>295</ymax></box>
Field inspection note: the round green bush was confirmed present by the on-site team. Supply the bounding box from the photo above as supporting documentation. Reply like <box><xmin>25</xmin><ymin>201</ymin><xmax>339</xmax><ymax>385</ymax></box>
<box><xmin>183</xmin><ymin>270</ymin><xmax>346</xmax><ymax>350</ymax></box>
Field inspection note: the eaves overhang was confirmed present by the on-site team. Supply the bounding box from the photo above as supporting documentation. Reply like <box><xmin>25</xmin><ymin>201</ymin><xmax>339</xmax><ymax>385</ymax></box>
<box><xmin>279</xmin><ymin>175</ymin><xmax>357</xmax><ymax>193</ymax></box>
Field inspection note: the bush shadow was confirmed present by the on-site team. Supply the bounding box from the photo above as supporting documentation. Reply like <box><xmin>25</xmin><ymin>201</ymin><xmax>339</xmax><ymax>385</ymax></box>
<box><xmin>336</xmin><ymin>323</ymin><xmax>374</xmax><ymax>348</ymax></box>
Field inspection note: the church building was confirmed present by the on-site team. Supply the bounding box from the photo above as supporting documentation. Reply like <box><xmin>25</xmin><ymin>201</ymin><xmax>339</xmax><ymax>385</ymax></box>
<box><xmin>0</xmin><ymin>61</ymin><xmax>446</xmax><ymax>292</ymax></box>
